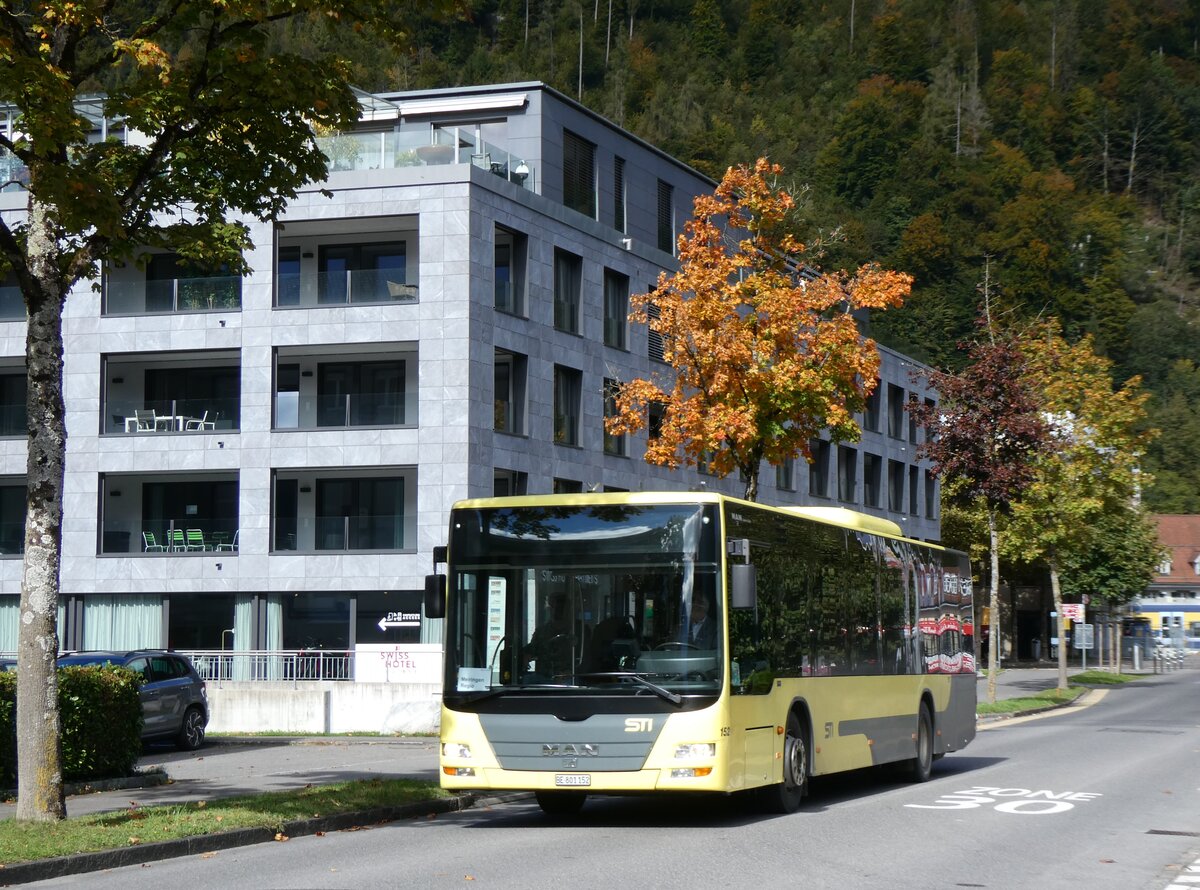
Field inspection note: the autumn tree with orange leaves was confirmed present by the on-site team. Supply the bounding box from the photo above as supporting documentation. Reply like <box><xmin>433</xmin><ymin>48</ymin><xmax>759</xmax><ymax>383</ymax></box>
<box><xmin>605</xmin><ymin>159</ymin><xmax>912</xmax><ymax>501</ymax></box>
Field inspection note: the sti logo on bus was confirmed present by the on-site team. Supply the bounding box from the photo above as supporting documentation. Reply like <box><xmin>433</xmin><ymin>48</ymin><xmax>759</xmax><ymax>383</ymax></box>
<box><xmin>542</xmin><ymin>744</ymin><xmax>599</xmax><ymax>756</ymax></box>
<box><xmin>624</xmin><ymin>718</ymin><xmax>654</xmax><ymax>732</ymax></box>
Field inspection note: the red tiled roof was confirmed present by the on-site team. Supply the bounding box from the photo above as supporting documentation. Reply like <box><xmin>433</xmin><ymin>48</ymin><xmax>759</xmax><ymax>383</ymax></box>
<box><xmin>1151</xmin><ymin>514</ymin><xmax>1200</xmax><ymax>584</ymax></box>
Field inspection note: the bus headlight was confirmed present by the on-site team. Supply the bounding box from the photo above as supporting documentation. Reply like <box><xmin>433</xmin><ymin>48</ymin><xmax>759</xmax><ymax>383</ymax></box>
<box><xmin>442</xmin><ymin>742</ymin><xmax>472</xmax><ymax>759</ymax></box>
<box><xmin>674</xmin><ymin>743</ymin><xmax>716</xmax><ymax>760</ymax></box>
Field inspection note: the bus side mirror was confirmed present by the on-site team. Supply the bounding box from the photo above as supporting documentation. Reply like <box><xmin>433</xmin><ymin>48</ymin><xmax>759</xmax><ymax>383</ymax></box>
<box><xmin>424</xmin><ymin>574</ymin><xmax>446</xmax><ymax>619</ymax></box>
<box><xmin>730</xmin><ymin>563</ymin><xmax>756</xmax><ymax>610</ymax></box>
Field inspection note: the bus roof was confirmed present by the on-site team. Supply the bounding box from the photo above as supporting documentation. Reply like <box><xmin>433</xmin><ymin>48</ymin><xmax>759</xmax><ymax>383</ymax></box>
<box><xmin>450</xmin><ymin>492</ymin><xmax>943</xmax><ymax>550</ymax></box>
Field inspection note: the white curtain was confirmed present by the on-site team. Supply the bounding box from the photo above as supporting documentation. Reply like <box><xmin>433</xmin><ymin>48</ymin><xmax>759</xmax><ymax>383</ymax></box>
<box><xmin>264</xmin><ymin>594</ymin><xmax>284</xmax><ymax>679</ymax></box>
<box><xmin>0</xmin><ymin>596</ymin><xmax>17</xmax><ymax>653</ymax></box>
<box><xmin>82</xmin><ymin>595</ymin><xmax>162</xmax><ymax>650</ymax></box>
<box><xmin>233</xmin><ymin>594</ymin><xmax>254</xmax><ymax>679</ymax></box>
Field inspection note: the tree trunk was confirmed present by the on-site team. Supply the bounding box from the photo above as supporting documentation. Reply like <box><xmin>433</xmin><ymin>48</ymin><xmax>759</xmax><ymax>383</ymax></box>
<box><xmin>986</xmin><ymin>508</ymin><xmax>999</xmax><ymax>704</ymax></box>
<box><xmin>15</xmin><ymin>197</ymin><xmax>69</xmax><ymax>821</ymax></box>
<box><xmin>1048</xmin><ymin>557</ymin><xmax>1068</xmax><ymax>692</ymax></box>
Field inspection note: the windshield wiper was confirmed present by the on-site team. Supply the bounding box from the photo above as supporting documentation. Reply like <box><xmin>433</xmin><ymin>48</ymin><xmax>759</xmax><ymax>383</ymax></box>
<box><xmin>575</xmin><ymin>671</ymin><xmax>683</xmax><ymax>705</ymax></box>
<box><xmin>459</xmin><ymin>683</ymin><xmax>579</xmax><ymax>705</ymax></box>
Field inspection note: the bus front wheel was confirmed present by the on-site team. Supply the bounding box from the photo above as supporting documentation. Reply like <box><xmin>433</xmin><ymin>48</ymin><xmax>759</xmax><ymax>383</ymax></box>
<box><xmin>535</xmin><ymin>790</ymin><xmax>587</xmax><ymax>816</ymax></box>
<box><xmin>760</xmin><ymin>712</ymin><xmax>807</xmax><ymax>814</ymax></box>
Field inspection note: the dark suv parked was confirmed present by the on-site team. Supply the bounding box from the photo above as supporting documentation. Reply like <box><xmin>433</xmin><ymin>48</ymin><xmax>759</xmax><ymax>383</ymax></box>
<box><xmin>57</xmin><ymin>651</ymin><xmax>209</xmax><ymax>750</ymax></box>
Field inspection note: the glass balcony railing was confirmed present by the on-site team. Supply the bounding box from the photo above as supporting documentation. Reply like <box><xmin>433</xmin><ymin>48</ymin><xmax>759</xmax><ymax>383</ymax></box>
<box><xmin>272</xmin><ymin>514</ymin><xmax>411</xmax><ymax>552</ymax></box>
<box><xmin>0</xmin><ymin>286</ymin><xmax>25</xmax><ymax>321</ymax></box>
<box><xmin>0</xmin><ymin>402</ymin><xmax>26</xmax><ymax>437</ymax></box>
<box><xmin>105</xmin><ymin>396</ymin><xmax>240</xmax><ymax>434</ymax></box>
<box><xmin>274</xmin><ymin>391</ymin><xmax>413</xmax><ymax>429</ymax></box>
<box><xmin>101</xmin><ymin>518</ymin><xmax>239</xmax><ymax>555</ymax></box>
<box><xmin>105</xmin><ymin>276</ymin><xmax>242</xmax><ymax>315</ymax></box>
<box><xmin>315</xmin><ymin>130</ymin><xmax>534</xmax><ymax>191</ymax></box>
<box><xmin>275</xmin><ymin>269</ymin><xmax>418</xmax><ymax>308</ymax></box>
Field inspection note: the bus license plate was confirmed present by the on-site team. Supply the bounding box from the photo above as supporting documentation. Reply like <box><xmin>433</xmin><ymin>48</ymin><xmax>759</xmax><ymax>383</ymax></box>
<box><xmin>554</xmin><ymin>774</ymin><xmax>591</xmax><ymax>787</ymax></box>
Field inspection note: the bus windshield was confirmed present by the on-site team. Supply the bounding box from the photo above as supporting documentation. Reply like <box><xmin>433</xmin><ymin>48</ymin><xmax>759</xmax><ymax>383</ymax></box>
<box><xmin>444</xmin><ymin>503</ymin><xmax>722</xmax><ymax>702</ymax></box>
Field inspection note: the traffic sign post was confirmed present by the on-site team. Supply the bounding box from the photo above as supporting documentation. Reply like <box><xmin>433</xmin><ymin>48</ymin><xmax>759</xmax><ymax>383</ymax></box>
<box><xmin>1073</xmin><ymin>621</ymin><xmax>1094</xmax><ymax>670</ymax></box>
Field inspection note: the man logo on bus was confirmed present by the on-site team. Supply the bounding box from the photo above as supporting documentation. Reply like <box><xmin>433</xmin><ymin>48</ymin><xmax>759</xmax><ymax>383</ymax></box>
<box><xmin>542</xmin><ymin>744</ymin><xmax>599</xmax><ymax>756</ymax></box>
<box><xmin>625</xmin><ymin>718</ymin><xmax>653</xmax><ymax>732</ymax></box>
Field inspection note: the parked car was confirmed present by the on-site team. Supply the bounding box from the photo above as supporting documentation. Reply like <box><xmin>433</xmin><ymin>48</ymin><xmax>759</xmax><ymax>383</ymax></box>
<box><xmin>56</xmin><ymin>650</ymin><xmax>209</xmax><ymax>750</ymax></box>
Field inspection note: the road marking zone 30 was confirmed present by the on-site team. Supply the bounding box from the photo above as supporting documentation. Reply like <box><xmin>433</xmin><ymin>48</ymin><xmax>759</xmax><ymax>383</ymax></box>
<box><xmin>906</xmin><ymin>786</ymin><xmax>1102</xmax><ymax>815</ymax></box>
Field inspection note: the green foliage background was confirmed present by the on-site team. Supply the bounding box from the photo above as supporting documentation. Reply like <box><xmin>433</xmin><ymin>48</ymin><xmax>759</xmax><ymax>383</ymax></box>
<box><xmin>303</xmin><ymin>0</ymin><xmax>1200</xmax><ymax>511</ymax></box>
<box><xmin>0</xmin><ymin>667</ymin><xmax>143</xmax><ymax>786</ymax></box>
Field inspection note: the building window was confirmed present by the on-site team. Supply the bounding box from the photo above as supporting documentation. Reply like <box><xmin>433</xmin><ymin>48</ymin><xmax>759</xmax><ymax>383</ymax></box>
<box><xmin>494</xmin><ymin>469</ymin><xmax>528</xmax><ymax>497</ymax></box>
<box><xmin>908</xmin><ymin>465</ymin><xmax>919</xmax><ymax>514</ymax></box>
<box><xmin>603</xmin><ymin>378</ymin><xmax>625</xmax><ymax>456</ymax></box>
<box><xmin>316</xmin><ymin>361</ymin><xmax>405</xmax><ymax>427</ymax></box>
<box><xmin>317</xmin><ymin>241</ymin><xmax>408</xmax><ymax>305</ymax></box>
<box><xmin>908</xmin><ymin>393</ymin><xmax>920</xmax><ymax>443</ymax></box>
<box><xmin>563</xmin><ymin>130</ymin><xmax>596</xmax><ymax>219</ymax></box>
<box><xmin>923</xmin><ymin>397</ymin><xmax>935</xmax><ymax>444</ymax></box>
<box><xmin>1156</xmin><ymin>556</ymin><xmax>1172</xmax><ymax>575</ymax></box>
<box><xmin>553</xmin><ymin>248</ymin><xmax>582</xmax><ymax>334</ymax></box>
<box><xmin>647</xmin><ymin>299</ymin><xmax>665</xmax><ymax>362</ymax></box>
<box><xmin>495</xmin><ymin>226</ymin><xmax>527</xmax><ymax>316</ymax></box>
<box><xmin>838</xmin><ymin>446</ymin><xmax>858</xmax><ymax>503</ymax></box>
<box><xmin>554</xmin><ymin>365</ymin><xmax>582</xmax><ymax>446</ymax></box>
<box><xmin>864</xmin><ymin>453</ymin><xmax>882</xmax><ymax>507</ymax></box>
<box><xmin>888</xmin><ymin>459</ymin><xmax>905</xmax><ymax>512</ymax></box>
<box><xmin>776</xmin><ymin>459</ymin><xmax>796</xmax><ymax>492</ymax></box>
<box><xmin>277</xmin><ymin>246</ymin><xmax>301</xmax><ymax>307</ymax></box>
<box><xmin>656</xmin><ymin>179</ymin><xmax>674</xmax><ymax>254</ymax></box>
<box><xmin>553</xmin><ymin>477</ymin><xmax>583</xmax><ymax>494</ymax></box>
<box><xmin>808</xmin><ymin>439</ymin><xmax>830</xmax><ymax>498</ymax></box>
<box><xmin>648</xmin><ymin>401</ymin><xmax>666</xmax><ymax>441</ymax></box>
<box><xmin>924</xmin><ymin>469</ymin><xmax>936</xmax><ymax>519</ymax></box>
<box><xmin>698</xmin><ymin>450</ymin><xmax>716</xmax><ymax>476</ymax></box>
<box><xmin>494</xmin><ymin>350</ymin><xmax>526</xmax><ymax>435</ymax></box>
<box><xmin>0</xmin><ymin>480</ymin><xmax>26</xmax><ymax>556</ymax></box>
<box><xmin>613</xmin><ymin>155</ymin><xmax>626</xmax><ymax>232</ymax></box>
<box><xmin>888</xmin><ymin>384</ymin><xmax>905</xmax><ymax>439</ymax></box>
<box><xmin>604</xmin><ymin>269</ymin><xmax>629</xmax><ymax>349</ymax></box>
<box><xmin>863</xmin><ymin>386</ymin><xmax>881</xmax><ymax>433</ymax></box>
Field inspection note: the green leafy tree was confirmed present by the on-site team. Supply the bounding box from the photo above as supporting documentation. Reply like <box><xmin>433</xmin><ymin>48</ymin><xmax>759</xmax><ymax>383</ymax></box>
<box><xmin>1002</xmin><ymin>321</ymin><xmax>1155</xmax><ymax>690</ymax></box>
<box><xmin>1059</xmin><ymin>506</ymin><xmax>1163</xmax><ymax>670</ymax></box>
<box><xmin>910</xmin><ymin>309</ymin><xmax>1048</xmax><ymax>703</ymax></box>
<box><xmin>0</xmin><ymin>0</ymin><xmax>453</xmax><ymax>822</ymax></box>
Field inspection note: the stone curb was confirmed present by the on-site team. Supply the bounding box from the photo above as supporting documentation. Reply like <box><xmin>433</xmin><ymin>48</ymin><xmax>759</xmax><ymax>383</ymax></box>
<box><xmin>0</xmin><ymin>792</ymin><xmax>505</xmax><ymax>886</ymax></box>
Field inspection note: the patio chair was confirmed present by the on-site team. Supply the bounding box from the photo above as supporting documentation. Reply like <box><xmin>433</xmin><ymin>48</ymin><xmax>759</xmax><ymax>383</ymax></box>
<box><xmin>185</xmin><ymin>528</ymin><xmax>211</xmax><ymax>551</ymax></box>
<box><xmin>168</xmin><ymin>528</ymin><xmax>187</xmax><ymax>551</ymax></box>
<box><xmin>134</xmin><ymin>408</ymin><xmax>157</xmax><ymax>431</ymax></box>
<box><xmin>184</xmin><ymin>410</ymin><xmax>214</xmax><ymax>431</ymax></box>
<box><xmin>142</xmin><ymin>531</ymin><xmax>165</xmax><ymax>552</ymax></box>
<box><xmin>214</xmin><ymin>529</ymin><xmax>239</xmax><ymax>552</ymax></box>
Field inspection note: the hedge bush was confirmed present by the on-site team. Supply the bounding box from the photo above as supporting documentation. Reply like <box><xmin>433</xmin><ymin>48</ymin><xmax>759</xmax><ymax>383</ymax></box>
<box><xmin>0</xmin><ymin>666</ymin><xmax>143</xmax><ymax>786</ymax></box>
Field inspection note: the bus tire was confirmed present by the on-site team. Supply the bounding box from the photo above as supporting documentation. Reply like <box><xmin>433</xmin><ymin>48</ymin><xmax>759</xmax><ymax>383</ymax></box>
<box><xmin>535</xmin><ymin>790</ymin><xmax>587</xmax><ymax>816</ymax></box>
<box><xmin>760</xmin><ymin>712</ymin><xmax>807</xmax><ymax>814</ymax></box>
<box><xmin>906</xmin><ymin>704</ymin><xmax>934</xmax><ymax>783</ymax></box>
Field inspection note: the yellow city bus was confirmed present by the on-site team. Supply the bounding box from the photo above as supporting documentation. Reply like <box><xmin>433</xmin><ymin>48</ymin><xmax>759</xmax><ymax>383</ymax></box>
<box><xmin>425</xmin><ymin>492</ymin><xmax>976</xmax><ymax>815</ymax></box>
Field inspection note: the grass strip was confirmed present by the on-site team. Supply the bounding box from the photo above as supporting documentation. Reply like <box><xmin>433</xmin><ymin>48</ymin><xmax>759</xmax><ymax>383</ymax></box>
<box><xmin>0</xmin><ymin>778</ymin><xmax>447</xmax><ymax>866</ymax></box>
<box><xmin>1068</xmin><ymin>670</ymin><xmax>1139</xmax><ymax>685</ymax></box>
<box><xmin>976</xmin><ymin>686</ymin><xmax>1086</xmax><ymax>715</ymax></box>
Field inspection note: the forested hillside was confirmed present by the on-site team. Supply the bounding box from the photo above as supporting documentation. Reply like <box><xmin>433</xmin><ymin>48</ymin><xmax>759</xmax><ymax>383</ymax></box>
<box><xmin>309</xmin><ymin>0</ymin><xmax>1200</xmax><ymax>511</ymax></box>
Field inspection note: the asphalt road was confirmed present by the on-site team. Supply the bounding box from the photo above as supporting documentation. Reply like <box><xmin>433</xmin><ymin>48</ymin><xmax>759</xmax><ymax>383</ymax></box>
<box><xmin>23</xmin><ymin>661</ymin><xmax>1199</xmax><ymax>890</ymax></box>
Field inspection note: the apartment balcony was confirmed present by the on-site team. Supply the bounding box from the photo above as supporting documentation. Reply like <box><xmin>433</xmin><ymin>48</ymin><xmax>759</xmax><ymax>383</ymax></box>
<box><xmin>275</xmin><ymin>224</ymin><xmax>419</xmax><ymax>310</ymax></box>
<box><xmin>100</xmin><ymin>473</ymin><xmax>239</xmax><ymax>556</ymax></box>
<box><xmin>104</xmin><ymin>254</ymin><xmax>242</xmax><ymax>316</ymax></box>
<box><xmin>103</xmin><ymin>351</ymin><xmax>240</xmax><ymax>435</ymax></box>
<box><xmin>273</xmin><ymin>346</ymin><xmax>415</xmax><ymax>430</ymax></box>
<box><xmin>272</xmin><ymin>468</ymin><xmax>415</xmax><ymax>553</ymax></box>
<box><xmin>315</xmin><ymin>126</ymin><xmax>534</xmax><ymax>191</ymax></box>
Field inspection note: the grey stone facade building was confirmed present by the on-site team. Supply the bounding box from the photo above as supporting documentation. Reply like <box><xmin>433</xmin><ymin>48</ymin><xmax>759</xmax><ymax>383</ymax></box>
<box><xmin>0</xmin><ymin>83</ymin><xmax>941</xmax><ymax>656</ymax></box>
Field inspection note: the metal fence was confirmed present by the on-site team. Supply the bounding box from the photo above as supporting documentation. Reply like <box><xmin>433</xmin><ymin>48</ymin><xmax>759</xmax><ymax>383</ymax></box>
<box><xmin>179</xmin><ymin>650</ymin><xmax>355</xmax><ymax>683</ymax></box>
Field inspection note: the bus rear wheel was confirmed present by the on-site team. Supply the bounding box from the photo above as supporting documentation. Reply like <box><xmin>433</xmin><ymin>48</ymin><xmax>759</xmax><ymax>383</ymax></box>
<box><xmin>535</xmin><ymin>790</ymin><xmax>587</xmax><ymax>816</ymax></box>
<box><xmin>760</xmin><ymin>712</ymin><xmax>807</xmax><ymax>814</ymax></box>
<box><xmin>905</xmin><ymin>704</ymin><xmax>934</xmax><ymax>783</ymax></box>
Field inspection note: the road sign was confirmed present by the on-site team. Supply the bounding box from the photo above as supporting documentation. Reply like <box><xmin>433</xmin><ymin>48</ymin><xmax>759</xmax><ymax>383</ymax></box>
<box><xmin>1060</xmin><ymin>603</ymin><xmax>1085</xmax><ymax>622</ymax></box>
<box><xmin>1073</xmin><ymin>622</ymin><xmax>1094</xmax><ymax>650</ymax></box>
